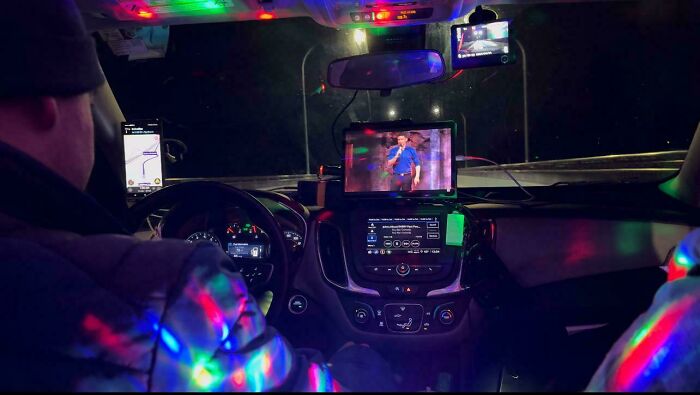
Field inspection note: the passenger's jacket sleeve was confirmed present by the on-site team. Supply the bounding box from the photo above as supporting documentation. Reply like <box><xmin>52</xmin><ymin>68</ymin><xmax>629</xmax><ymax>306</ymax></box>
<box><xmin>586</xmin><ymin>275</ymin><xmax>700</xmax><ymax>392</ymax></box>
<box><xmin>150</xmin><ymin>243</ymin><xmax>341</xmax><ymax>392</ymax></box>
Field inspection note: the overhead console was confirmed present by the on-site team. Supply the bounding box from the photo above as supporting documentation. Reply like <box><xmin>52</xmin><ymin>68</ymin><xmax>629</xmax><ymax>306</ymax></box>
<box><xmin>81</xmin><ymin>0</ymin><xmax>475</xmax><ymax>29</ymax></box>
<box><xmin>302</xmin><ymin>0</ymin><xmax>476</xmax><ymax>28</ymax></box>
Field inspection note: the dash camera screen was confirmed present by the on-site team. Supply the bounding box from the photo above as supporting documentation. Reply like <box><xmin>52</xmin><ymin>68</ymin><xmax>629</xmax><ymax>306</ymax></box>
<box><xmin>451</xmin><ymin>20</ymin><xmax>514</xmax><ymax>69</ymax></box>
<box><xmin>455</xmin><ymin>20</ymin><xmax>510</xmax><ymax>59</ymax></box>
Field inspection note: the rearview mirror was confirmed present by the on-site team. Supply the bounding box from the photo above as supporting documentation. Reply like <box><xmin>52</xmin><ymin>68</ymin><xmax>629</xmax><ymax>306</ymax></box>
<box><xmin>327</xmin><ymin>50</ymin><xmax>445</xmax><ymax>91</ymax></box>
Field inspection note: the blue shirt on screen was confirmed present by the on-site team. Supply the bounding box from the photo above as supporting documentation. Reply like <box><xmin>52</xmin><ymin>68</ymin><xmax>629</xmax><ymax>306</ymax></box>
<box><xmin>387</xmin><ymin>146</ymin><xmax>420</xmax><ymax>174</ymax></box>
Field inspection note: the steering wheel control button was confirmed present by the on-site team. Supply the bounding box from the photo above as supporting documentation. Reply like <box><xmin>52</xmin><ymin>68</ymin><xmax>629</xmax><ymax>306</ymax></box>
<box><xmin>288</xmin><ymin>295</ymin><xmax>308</xmax><ymax>315</ymax></box>
<box><xmin>239</xmin><ymin>263</ymin><xmax>273</xmax><ymax>288</ymax></box>
<box><xmin>396</xmin><ymin>263</ymin><xmax>411</xmax><ymax>276</ymax></box>
<box><xmin>438</xmin><ymin>309</ymin><xmax>455</xmax><ymax>325</ymax></box>
<box><xmin>384</xmin><ymin>304</ymin><xmax>423</xmax><ymax>333</ymax></box>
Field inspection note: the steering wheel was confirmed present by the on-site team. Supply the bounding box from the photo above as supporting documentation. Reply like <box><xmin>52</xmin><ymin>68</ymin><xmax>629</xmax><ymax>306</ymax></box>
<box><xmin>127</xmin><ymin>181</ymin><xmax>290</xmax><ymax>323</ymax></box>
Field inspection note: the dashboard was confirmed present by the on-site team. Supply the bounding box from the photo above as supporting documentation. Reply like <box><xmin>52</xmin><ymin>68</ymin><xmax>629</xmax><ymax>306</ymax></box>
<box><xmin>132</xmin><ymin>178</ymin><xmax>696</xmax><ymax>391</ymax></box>
<box><xmin>287</xmin><ymin>196</ymin><xmax>692</xmax><ymax>347</ymax></box>
<box><xmin>140</xmin><ymin>180</ymin><xmax>693</xmax><ymax>347</ymax></box>
<box><xmin>127</xmin><ymin>172</ymin><xmax>699</xmax><ymax>391</ymax></box>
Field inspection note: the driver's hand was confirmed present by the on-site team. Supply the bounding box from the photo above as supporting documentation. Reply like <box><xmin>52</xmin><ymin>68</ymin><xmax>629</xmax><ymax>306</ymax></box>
<box><xmin>413</xmin><ymin>176</ymin><xmax>420</xmax><ymax>186</ymax></box>
<box><xmin>337</xmin><ymin>341</ymin><xmax>370</xmax><ymax>353</ymax></box>
<box><xmin>255</xmin><ymin>290</ymin><xmax>274</xmax><ymax>316</ymax></box>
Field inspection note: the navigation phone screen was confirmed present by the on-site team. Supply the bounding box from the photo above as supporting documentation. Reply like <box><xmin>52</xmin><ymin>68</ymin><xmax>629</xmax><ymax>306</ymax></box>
<box><xmin>122</xmin><ymin>120</ymin><xmax>163</xmax><ymax>195</ymax></box>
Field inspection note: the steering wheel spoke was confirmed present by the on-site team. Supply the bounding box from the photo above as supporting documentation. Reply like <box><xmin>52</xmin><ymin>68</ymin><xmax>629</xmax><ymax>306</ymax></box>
<box><xmin>238</xmin><ymin>261</ymin><xmax>274</xmax><ymax>290</ymax></box>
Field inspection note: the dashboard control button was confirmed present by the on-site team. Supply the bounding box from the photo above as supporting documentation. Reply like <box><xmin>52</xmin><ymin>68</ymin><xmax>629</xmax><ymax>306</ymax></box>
<box><xmin>396</xmin><ymin>263</ymin><xmax>411</xmax><ymax>276</ymax></box>
<box><xmin>402</xmin><ymin>240</ymin><xmax>411</xmax><ymax>247</ymax></box>
<box><xmin>384</xmin><ymin>304</ymin><xmax>423</xmax><ymax>332</ymax></box>
<box><xmin>426</xmin><ymin>265</ymin><xmax>440</xmax><ymax>274</ymax></box>
<box><xmin>402</xmin><ymin>286</ymin><xmax>418</xmax><ymax>296</ymax></box>
<box><xmin>411</xmin><ymin>240</ymin><xmax>420</xmax><ymax>247</ymax></box>
<box><xmin>384</xmin><ymin>240</ymin><xmax>393</xmax><ymax>248</ymax></box>
<box><xmin>354</xmin><ymin>308</ymin><xmax>369</xmax><ymax>324</ymax></box>
<box><xmin>389</xmin><ymin>285</ymin><xmax>403</xmax><ymax>296</ymax></box>
<box><xmin>288</xmin><ymin>295</ymin><xmax>308</xmax><ymax>315</ymax></box>
<box><xmin>393</xmin><ymin>240</ymin><xmax>402</xmax><ymax>248</ymax></box>
<box><xmin>352</xmin><ymin>302</ymin><xmax>375</xmax><ymax>325</ymax></box>
<box><xmin>438</xmin><ymin>309</ymin><xmax>455</xmax><ymax>325</ymax></box>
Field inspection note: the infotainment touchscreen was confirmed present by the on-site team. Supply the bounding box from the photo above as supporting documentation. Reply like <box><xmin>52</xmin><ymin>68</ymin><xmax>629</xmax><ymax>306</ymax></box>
<box><xmin>366</xmin><ymin>217</ymin><xmax>442</xmax><ymax>256</ymax></box>
<box><xmin>343</xmin><ymin>122</ymin><xmax>456</xmax><ymax>198</ymax></box>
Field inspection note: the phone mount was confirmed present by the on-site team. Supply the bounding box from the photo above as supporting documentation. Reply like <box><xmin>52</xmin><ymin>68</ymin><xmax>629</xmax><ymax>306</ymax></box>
<box><xmin>468</xmin><ymin>5</ymin><xmax>498</xmax><ymax>24</ymax></box>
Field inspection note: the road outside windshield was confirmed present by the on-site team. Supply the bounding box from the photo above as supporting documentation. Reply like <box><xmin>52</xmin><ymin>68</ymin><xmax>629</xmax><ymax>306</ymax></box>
<box><xmin>98</xmin><ymin>1</ymin><xmax>699</xmax><ymax>185</ymax></box>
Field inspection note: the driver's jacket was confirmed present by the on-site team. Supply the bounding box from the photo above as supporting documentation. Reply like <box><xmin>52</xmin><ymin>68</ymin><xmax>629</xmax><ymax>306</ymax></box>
<box><xmin>0</xmin><ymin>142</ymin><xmax>338</xmax><ymax>392</ymax></box>
<box><xmin>0</xmin><ymin>212</ymin><xmax>339</xmax><ymax>391</ymax></box>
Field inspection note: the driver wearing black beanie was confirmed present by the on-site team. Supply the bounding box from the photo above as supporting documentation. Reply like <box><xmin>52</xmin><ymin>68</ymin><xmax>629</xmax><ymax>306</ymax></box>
<box><xmin>0</xmin><ymin>0</ymin><xmax>104</xmax><ymax>98</ymax></box>
<box><xmin>0</xmin><ymin>1</ymin><xmax>397</xmax><ymax>392</ymax></box>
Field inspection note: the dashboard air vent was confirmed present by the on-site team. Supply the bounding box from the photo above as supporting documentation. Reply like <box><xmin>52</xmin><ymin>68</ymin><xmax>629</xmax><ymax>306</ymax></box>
<box><xmin>318</xmin><ymin>222</ymin><xmax>349</xmax><ymax>287</ymax></box>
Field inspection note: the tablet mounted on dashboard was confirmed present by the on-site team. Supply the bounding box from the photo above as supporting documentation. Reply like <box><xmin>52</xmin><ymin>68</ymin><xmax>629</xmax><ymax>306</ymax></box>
<box><xmin>343</xmin><ymin>121</ymin><xmax>457</xmax><ymax>200</ymax></box>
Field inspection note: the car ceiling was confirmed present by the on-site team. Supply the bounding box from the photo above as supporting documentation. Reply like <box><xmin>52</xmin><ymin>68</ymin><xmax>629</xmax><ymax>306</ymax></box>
<box><xmin>76</xmin><ymin>0</ymin><xmax>624</xmax><ymax>30</ymax></box>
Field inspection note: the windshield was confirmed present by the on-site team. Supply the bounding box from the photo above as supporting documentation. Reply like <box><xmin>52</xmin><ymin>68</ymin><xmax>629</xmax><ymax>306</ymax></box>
<box><xmin>97</xmin><ymin>1</ymin><xmax>699</xmax><ymax>187</ymax></box>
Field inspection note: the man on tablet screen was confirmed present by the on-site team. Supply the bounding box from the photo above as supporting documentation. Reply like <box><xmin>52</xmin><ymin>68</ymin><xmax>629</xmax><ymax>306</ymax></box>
<box><xmin>386</xmin><ymin>133</ymin><xmax>421</xmax><ymax>191</ymax></box>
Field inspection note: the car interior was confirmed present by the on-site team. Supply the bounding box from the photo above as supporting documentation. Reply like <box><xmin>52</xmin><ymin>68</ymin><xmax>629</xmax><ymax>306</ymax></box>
<box><xmin>69</xmin><ymin>0</ymin><xmax>700</xmax><ymax>391</ymax></box>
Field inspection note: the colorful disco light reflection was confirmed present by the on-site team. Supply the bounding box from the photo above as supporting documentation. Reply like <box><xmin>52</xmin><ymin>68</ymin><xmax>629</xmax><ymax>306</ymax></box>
<box><xmin>79</xmin><ymin>273</ymin><xmax>340</xmax><ymax>391</ymax></box>
<box><xmin>307</xmin><ymin>362</ymin><xmax>342</xmax><ymax>392</ymax></box>
<box><xmin>81</xmin><ymin>314</ymin><xmax>131</xmax><ymax>358</ymax></box>
<box><xmin>610</xmin><ymin>296</ymin><xmax>696</xmax><ymax>391</ymax></box>
<box><xmin>668</xmin><ymin>242</ymin><xmax>694</xmax><ymax>282</ymax></box>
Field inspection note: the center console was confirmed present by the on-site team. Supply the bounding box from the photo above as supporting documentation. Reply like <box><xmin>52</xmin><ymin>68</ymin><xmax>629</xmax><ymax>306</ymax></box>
<box><xmin>299</xmin><ymin>121</ymin><xmax>486</xmax><ymax>339</ymax></box>
<box><xmin>317</xmin><ymin>201</ymin><xmax>473</xmax><ymax>336</ymax></box>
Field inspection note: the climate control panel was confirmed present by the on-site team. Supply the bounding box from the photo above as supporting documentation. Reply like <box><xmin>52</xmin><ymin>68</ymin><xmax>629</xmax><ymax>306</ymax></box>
<box><xmin>342</xmin><ymin>297</ymin><xmax>468</xmax><ymax>335</ymax></box>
